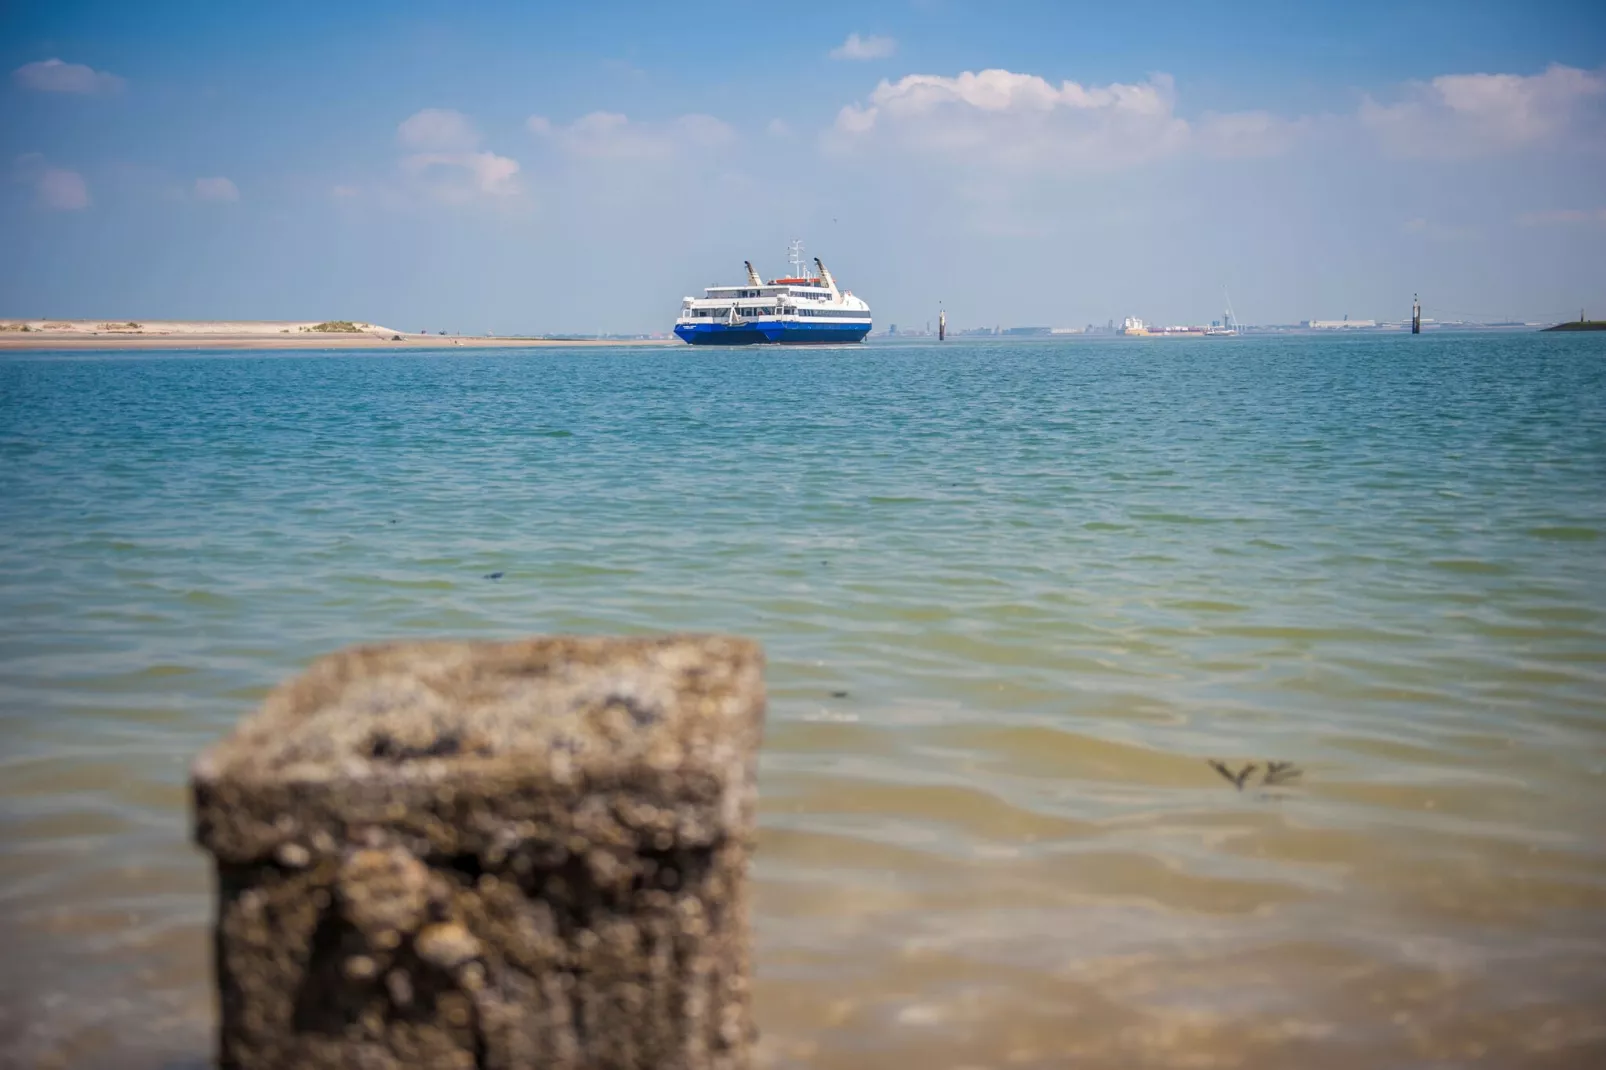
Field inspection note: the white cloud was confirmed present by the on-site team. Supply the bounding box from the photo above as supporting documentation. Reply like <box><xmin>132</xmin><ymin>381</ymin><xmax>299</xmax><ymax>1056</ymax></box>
<box><xmin>398</xmin><ymin>108</ymin><xmax>479</xmax><ymax>151</ymax></box>
<box><xmin>401</xmin><ymin>151</ymin><xmax>520</xmax><ymax>200</ymax></box>
<box><xmin>828</xmin><ymin>62</ymin><xmax>1606</xmax><ymax>174</ymax></box>
<box><xmin>1195</xmin><ymin>110</ymin><xmax>1307</xmax><ymax>158</ymax></box>
<box><xmin>829</xmin><ymin>69</ymin><xmax>1197</xmax><ymax>169</ymax></box>
<box><xmin>14</xmin><ymin>153</ymin><xmax>90</xmax><ymax>210</ymax></box>
<box><xmin>12</xmin><ymin>58</ymin><xmax>124</xmax><ymax>95</ymax></box>
<box><xmin>1360</xmin><ymin>64</ymin><xmax>1606</xmax><ymax>157</ymax></box>
<box><xmin>393</xmin><ymin>108</ymin><xmax>520</xmax><ymax>202</ymax></box>
<box><xmin>39</xmin><ymin>168</ymin><xmax>90</xmax><ymax>210</ymax></box>
<box><xmin>194</xmin><ymin>176</ymin><xmax>239</xmax><ymax>202</ymax></box>
<box><xmin>1517</xmin><ymin>208</ymin><xmax>1606</xmax><ymax>226</ymax></box>
<box><xmin>830</xmin><ymin>33</ymin><xmax>897</xmax><ymax>61</ymax></box>
<box><xmin>528</xmin><ymin>111</ymin><xmax>736</xmax><ymax>160</ymax></box>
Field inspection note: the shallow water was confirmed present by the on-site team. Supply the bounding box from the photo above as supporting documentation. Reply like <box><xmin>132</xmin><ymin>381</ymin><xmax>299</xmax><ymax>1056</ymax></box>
<box><xmin>2</xmin><ymin>334</ymin><xmax>1605</xmax><ymax>1068</ymax></box>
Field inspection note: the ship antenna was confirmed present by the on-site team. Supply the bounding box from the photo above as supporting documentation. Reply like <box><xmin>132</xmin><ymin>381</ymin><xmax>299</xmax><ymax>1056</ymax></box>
<box><xmin>789</xmin><ymin>239</ymin><xmax>806</xmax><ymax>281</ymax></box>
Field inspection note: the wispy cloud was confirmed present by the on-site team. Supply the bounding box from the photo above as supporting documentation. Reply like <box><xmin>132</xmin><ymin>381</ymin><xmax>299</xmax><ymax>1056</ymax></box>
<box><xmin>38</xmin><ymin>169</ymin><xmax>90</xmax><ymax>210</ymax></box>
<box><xmin>1360</xmin><ymin>64</ymin><xmax>1606</xmax><ymax>157</ymax></box>
<box><xmin>828</xmin><ymin>69</ymin><xmax>1197</xmax><ymax>169</ymax></box>
<box><xmin>830</xmin><ymin>33</ymin><xmax>897</xmax><ymax>61</ymax></box>
<box><xmin>528</xmin><ymin>112</ymin><xmax>735</xmax><ymax>160</ymax></box>
<box><xmin>401</xmin><ymin>152</ymin><xmax>520</xmax><ymax>199</ymax></box>
<box><xmin>1195</xmin><ymin>109</ymin><xmax>1308</xmax><ymax>158</ymax></box>
<box><xmin>398</xmin><ymin>108</ymin><xmax>480</xmax><ymax>151</ymax></box>
<box><xmin>396</xmin><ymin>109</ymin><xmax>520</xmax><ymax>201</ymax></box>
<box><xmin>14</xmin><ymin>153</ymin><xmax>90</xmax><ymax>210</ymax></box>
<box><xmin>194</xmin><ymin>176</ymin><xmax>239</xmax><ymax>202</ymax></box>
<box><xmin>11</xmin><ymin>58</ymin><xmax>125</xmax><ymax>95</ymax></box>
<box><xmin>1403</xmin><ymin>217</ymin><xmax>1480</xmax><ymax>240</ymax></box>
<box><xmin>1516</xmin><ymin>208</ymin><xmax>1606</xmax><ymax>225</ymax></box>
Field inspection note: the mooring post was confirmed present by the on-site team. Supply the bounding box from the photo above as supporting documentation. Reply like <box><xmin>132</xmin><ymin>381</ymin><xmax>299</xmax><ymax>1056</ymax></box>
<box><xmin>192</xmin><ymin>635</ymin><xmax>765</xmax><ymax>1070</ymax></box>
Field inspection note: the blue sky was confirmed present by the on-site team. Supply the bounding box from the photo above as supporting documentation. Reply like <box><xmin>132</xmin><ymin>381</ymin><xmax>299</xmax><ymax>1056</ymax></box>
<box><xmin>3</xmin><ymin>0</ymin><xmax>1603</xmax><ymax>331</ymax></box>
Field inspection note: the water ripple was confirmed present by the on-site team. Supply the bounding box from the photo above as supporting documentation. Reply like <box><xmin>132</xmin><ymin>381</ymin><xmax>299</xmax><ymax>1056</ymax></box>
<box><xmin>2</xmin><ymin>333</ymin><xmax>1605</xmax><ymax>1067</ymax></box>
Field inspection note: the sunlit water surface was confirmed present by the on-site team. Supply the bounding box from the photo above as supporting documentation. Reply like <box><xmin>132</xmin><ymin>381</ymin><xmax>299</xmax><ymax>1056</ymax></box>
<box><xmin>2</xmin><ymin>334</ymin><xmax>1605</xmax><ymax>1068</ymax></box>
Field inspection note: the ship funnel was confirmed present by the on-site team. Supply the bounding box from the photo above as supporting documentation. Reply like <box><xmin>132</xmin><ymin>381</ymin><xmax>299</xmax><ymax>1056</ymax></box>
<box><xmin>744</xmin><ymin>260</ymin><xmax>762</xmax><ymax>287</ymax></box>
<box><xmin>814</xmin><ymin>257</ymin><xmax>839</xmax><ymax>299</ymax></box>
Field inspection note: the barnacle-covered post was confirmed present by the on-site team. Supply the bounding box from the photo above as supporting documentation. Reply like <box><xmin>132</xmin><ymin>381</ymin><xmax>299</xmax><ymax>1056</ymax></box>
<box><xmin>191</xmin><ymin>636</ymin><xmax>764</xmax><ymax>1070</ymax></box>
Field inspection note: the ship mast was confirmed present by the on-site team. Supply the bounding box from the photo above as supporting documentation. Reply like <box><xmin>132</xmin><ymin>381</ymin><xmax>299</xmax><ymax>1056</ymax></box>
<box><xmin>788</xmin><ymin>239</ymin><xmax>807</xmax><ymax>281</ymax></box>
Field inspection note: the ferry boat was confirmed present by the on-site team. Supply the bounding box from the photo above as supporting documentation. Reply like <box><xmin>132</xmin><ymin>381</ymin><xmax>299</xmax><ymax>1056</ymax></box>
<box><xmin>675</xmin><ymin>242</ymin><xmax>871</xmax><ymax>345</ymax></box>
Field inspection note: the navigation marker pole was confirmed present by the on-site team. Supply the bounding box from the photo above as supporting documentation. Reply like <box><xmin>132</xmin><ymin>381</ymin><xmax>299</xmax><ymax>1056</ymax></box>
<box><xmin>1412</xmin><ymin>294</ymin><xmax>1421</xmax><ymax>335</ymax></box>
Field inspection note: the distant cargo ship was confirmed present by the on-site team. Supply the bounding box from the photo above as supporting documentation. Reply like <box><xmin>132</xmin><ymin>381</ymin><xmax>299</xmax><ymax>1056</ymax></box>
<box><xmin>674</xmin><ymin>242</ymin><xmax>872</xmax><ymax>345</ymax></box>
<box><xmin>1121</xmin><ymin>312</ymin><xmax>1240</xmax><ymax>337</ymax></box>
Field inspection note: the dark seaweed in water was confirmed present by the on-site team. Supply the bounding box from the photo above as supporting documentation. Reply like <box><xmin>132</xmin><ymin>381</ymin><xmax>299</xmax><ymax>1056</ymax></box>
<box><xmin>1209</xmin><ymin>760</ymin><xmax>1302</xmax><ymax>792</ymax></box>
<box><xmin>1209</xmin><ymin>760</ymin><xmax>1259</xmax><ymax>791</ymax></box>
<box><xmin>1263</xmin><ymin>761</ymin><xmax>1302</xmax><ymax>787</ymax></box>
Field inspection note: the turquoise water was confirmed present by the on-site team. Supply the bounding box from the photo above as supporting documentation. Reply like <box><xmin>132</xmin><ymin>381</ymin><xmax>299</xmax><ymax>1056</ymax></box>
<box><xmin>2</xmin><ymin>334</ymin><xmax>1605</xmax><ymax>1067</ymax></box>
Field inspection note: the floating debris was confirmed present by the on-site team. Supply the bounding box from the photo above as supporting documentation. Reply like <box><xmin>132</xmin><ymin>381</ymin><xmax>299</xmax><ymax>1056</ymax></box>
<box><xmin>1208</xmin><ymin>759</ymin><xmax>1303</xmax><ymax>792</ymax></box>
<box><xmin>1263</xmin><ymin>760</ymin><xmax>1303</xmax><ymax>787</ymax></box>
<box><xmin>484</xmin><ymin>572</ymin><xmax>504</xmax><ymax>581</ymax></box>
<box><xmin>830</xmin><ymin>690</ymin><xmax>849</xmax><ymax>699</ymax></box>
<box><xmin>1209</xmin><ymin>760</ymin><xmax>1258</xmax><ymax>791</ymax></box>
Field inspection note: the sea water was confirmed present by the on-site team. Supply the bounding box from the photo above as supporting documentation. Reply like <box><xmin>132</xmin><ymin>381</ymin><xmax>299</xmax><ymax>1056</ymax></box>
<box><xmin>2</xmin><ymin>333</ymin><xmax>1604</xmax><ymax>1067</ymax></box>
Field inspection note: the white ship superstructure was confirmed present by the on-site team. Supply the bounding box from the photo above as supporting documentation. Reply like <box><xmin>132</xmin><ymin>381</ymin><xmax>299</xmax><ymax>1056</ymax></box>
<box><xmin>675</xmin><ymin>242</ymin><xmax>872</xmax><ymax>345</ymax></box>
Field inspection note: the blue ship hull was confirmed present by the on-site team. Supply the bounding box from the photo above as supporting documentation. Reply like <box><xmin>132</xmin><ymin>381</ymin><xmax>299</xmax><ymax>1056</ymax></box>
<box><xmin>675</xmin><ymin>321</ymin><xmax>871</xmax><ymax>345</ymax></box>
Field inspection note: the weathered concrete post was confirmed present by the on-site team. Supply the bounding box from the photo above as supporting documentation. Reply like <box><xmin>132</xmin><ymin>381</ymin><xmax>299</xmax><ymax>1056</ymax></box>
<box><xmin>192</xmin><ymin>635</ymin><xmax>764</xmax><ymax>1070</ymax></box>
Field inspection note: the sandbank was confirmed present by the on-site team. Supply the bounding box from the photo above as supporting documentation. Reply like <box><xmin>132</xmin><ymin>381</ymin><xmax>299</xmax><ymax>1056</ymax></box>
<box><xmin>0</xmin><ymin>320</ymin><xmax>675</xmax><ymax>350</ymax></box>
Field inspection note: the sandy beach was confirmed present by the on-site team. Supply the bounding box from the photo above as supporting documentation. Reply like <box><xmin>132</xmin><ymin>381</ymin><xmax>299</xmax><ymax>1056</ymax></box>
<box><xmin>0</xmin><ymin>320</ymin><xmax>675</xmax><ymax>350</ymax></box>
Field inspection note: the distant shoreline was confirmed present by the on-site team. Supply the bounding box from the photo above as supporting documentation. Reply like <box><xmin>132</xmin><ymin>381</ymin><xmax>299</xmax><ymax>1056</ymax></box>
<box><xmin>0</xmin><ymin>320</ymin><xmax>676</xmax><ymax>351</ymax></box>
